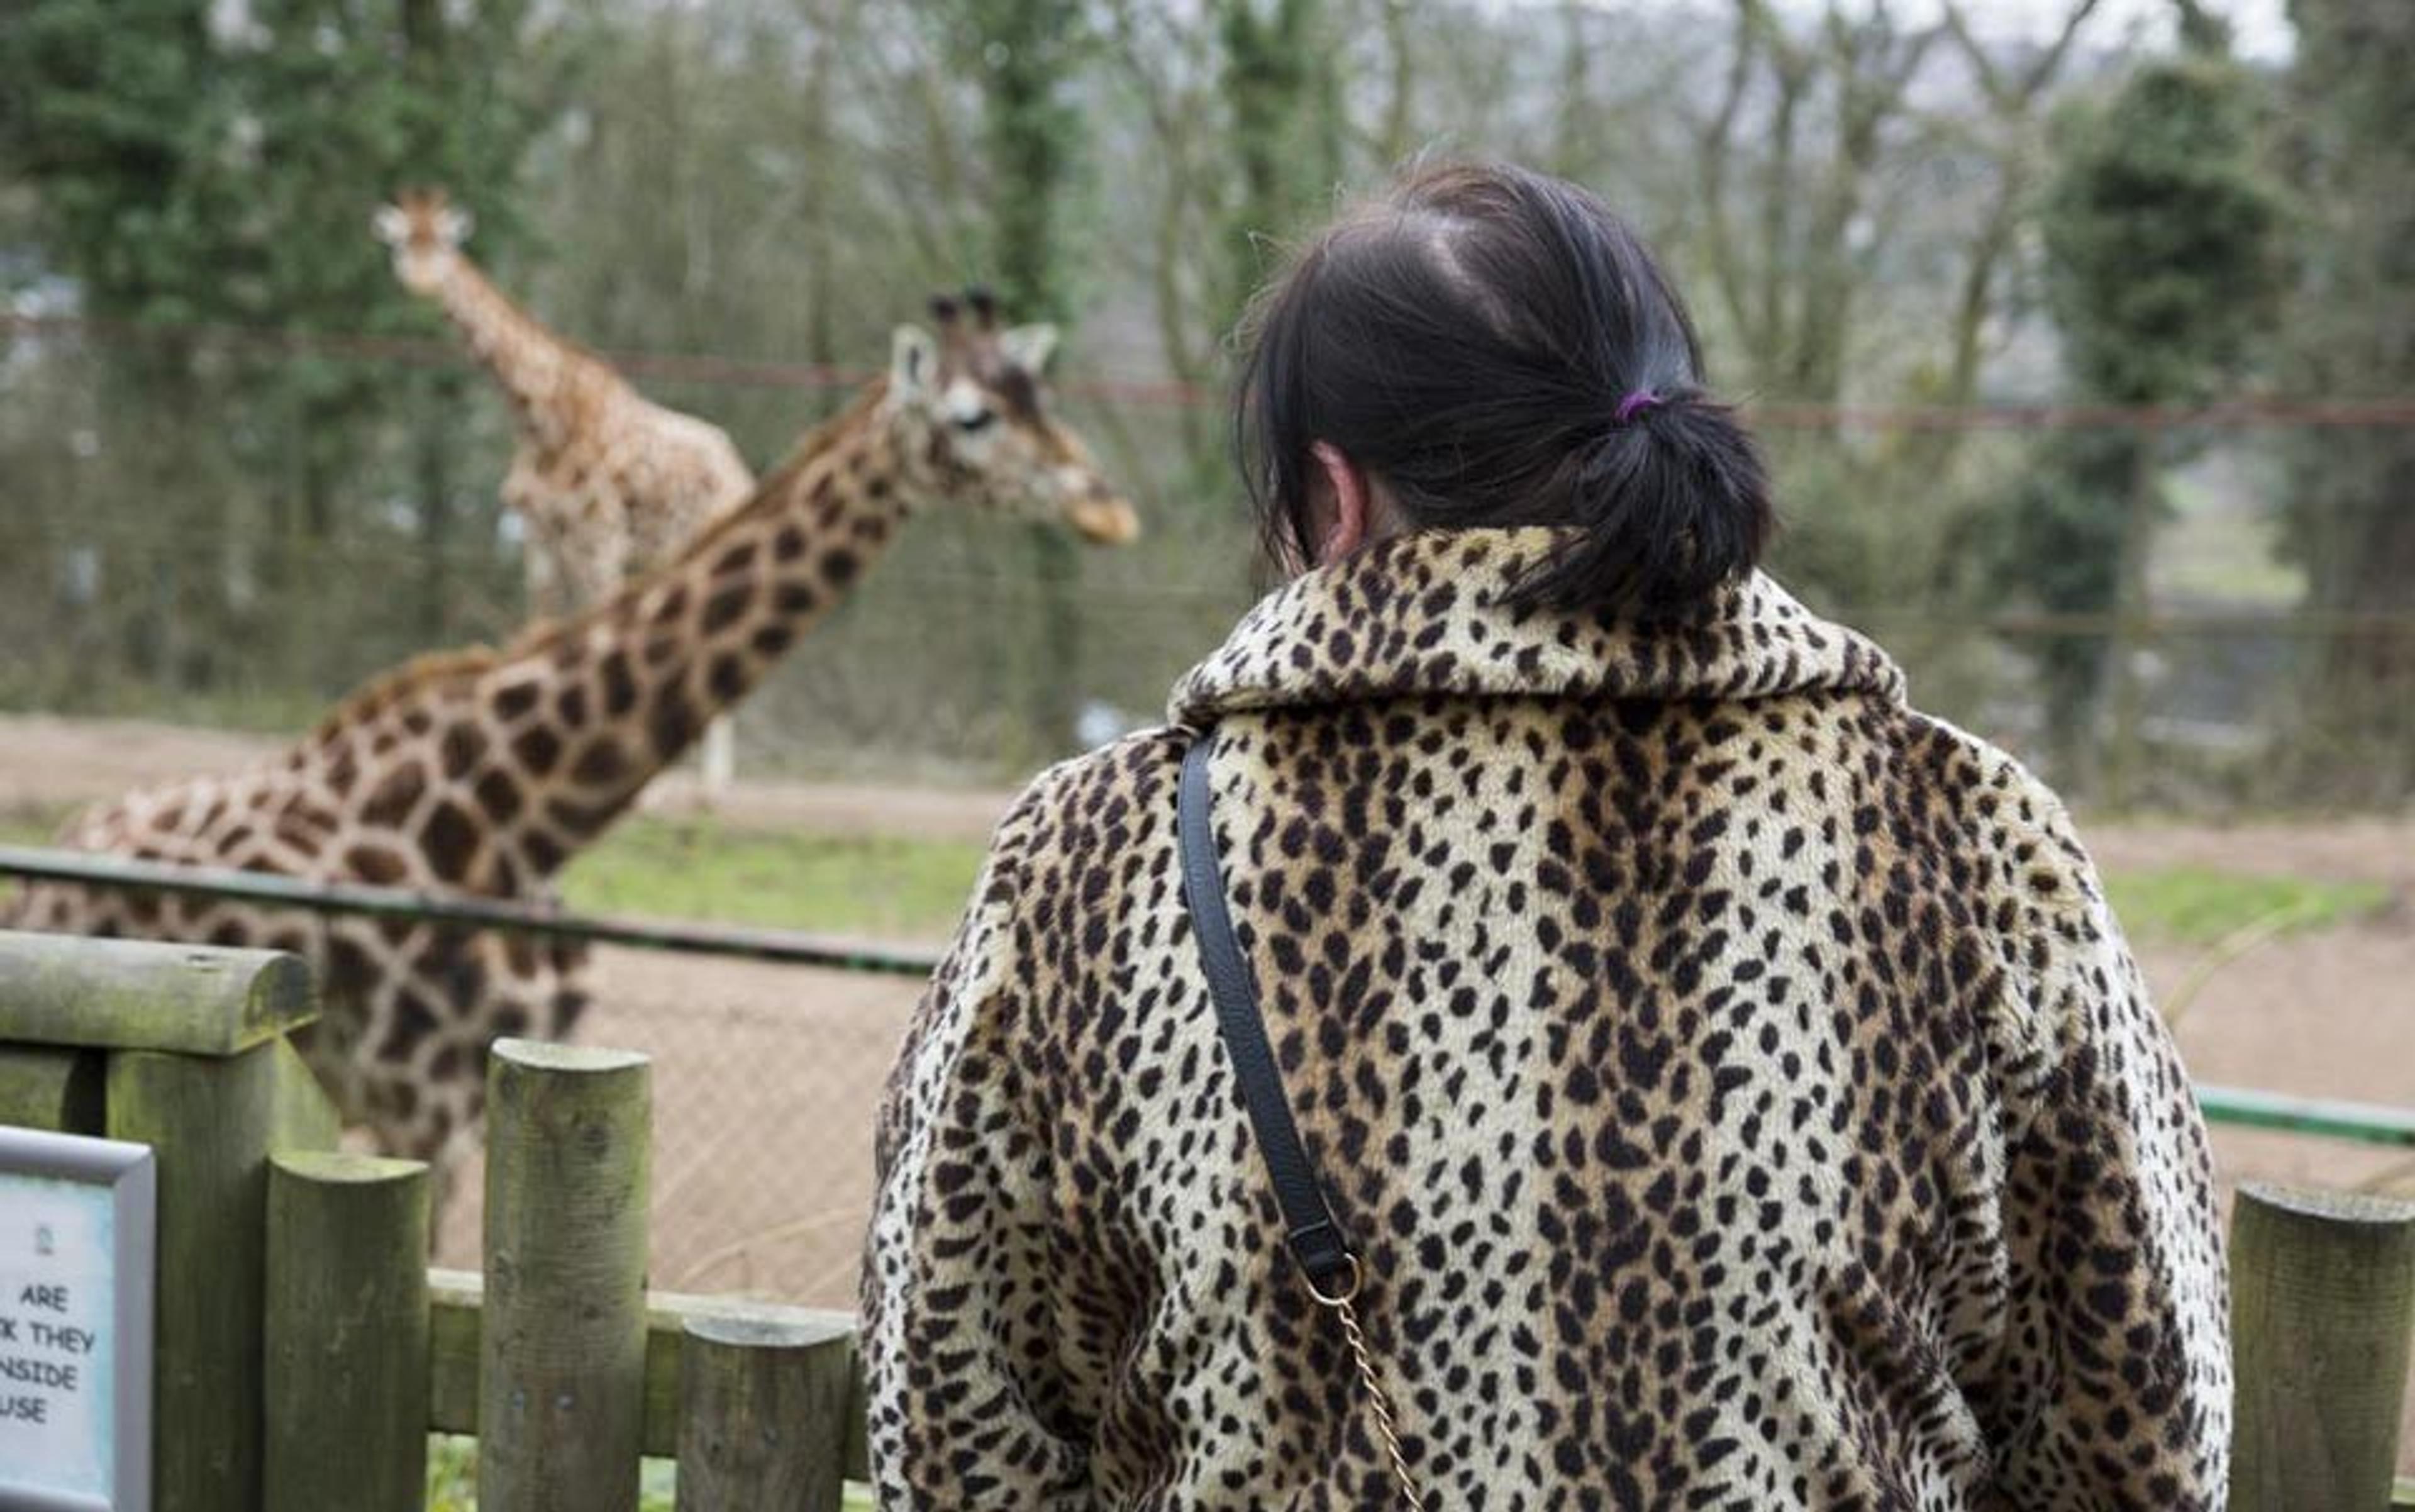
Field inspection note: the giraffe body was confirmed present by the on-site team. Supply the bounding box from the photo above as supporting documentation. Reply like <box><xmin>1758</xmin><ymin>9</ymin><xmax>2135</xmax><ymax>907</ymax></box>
<box><xmin>28</xmin><ymin>717</ymin><xmax>589</xmax><ymax>1163</ymax></box>
<box><xmin>6</xmin><ymin>303</ymin><xmax>1137</xmax><ymax>1165</ymax></box>
<box><xmin>377</xmin><ymin>190</ymin><xmax>756</xmax><ymax>620</ymax></box>
<box><xmin>505</xmin><ymin>394</ymin><xmax>755</xmax><ymax>618</ymax></box>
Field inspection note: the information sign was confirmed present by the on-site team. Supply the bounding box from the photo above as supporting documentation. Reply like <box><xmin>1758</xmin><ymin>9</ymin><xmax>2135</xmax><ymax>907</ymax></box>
<box><xmin>0</xmin><ymin>1128</ymin><xmax>152</xmax><ymax>1512</ymax></box>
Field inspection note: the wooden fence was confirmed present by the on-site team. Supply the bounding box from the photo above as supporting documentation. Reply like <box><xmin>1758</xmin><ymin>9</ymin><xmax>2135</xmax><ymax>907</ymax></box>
<box><xmin>0</xmin><ymin>930</ymin><xmax>862</xmax><ymax>1511</ymax></box>
<box><xmin>3</xmin><ymin>926</ymin><xmax>2414</xmax><ymax>1510</ymax></box>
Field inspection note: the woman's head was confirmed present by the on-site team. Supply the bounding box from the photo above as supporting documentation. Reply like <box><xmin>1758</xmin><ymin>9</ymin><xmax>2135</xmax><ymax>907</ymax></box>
<box><xmin>1236</xmin><ymin>160</ymin><xmax>1773</xmax><ymax>615</ymax></box>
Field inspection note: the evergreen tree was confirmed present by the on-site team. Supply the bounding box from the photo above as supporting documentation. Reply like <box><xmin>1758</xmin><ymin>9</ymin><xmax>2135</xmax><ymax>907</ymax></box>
<box><xmin>1214</xmin><ymin>0</ymin><xmax>1340</xmax><ymax>333</ymax></box>
<box><xmin>1999</xmin><ymin>47</ymin><xmax>2280</xmax><ymax>791</ymax></box>
<box><xmin>0</xmin><ymin>0</ymin><xmax>577</xmax><ymax>698</ymax></box>
<box><xmin>948</xmin><ymin>0</ymin><xmax>1091</xmax><ymax>759</ymax></box>
<box><xmin>958</xmin><ymin>0</ymin><xmax>1084</xmax><ymax>325</ymax></box>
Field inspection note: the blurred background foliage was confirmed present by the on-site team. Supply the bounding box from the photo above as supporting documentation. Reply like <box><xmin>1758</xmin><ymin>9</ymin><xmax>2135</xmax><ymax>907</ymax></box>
<box><xmin>0</xmin><ymin>0</ymin><xmax>2408</xmax><ymax>809</ymax></box>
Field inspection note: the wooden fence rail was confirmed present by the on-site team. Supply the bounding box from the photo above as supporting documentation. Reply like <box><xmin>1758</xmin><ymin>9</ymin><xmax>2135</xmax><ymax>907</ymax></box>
<box><xmin>4</xmin><ymin>930</ymin><xmax>2415</xmax><ymax>1508</ymax></box>
<box><xmin>421</xmin><ymin>1271</ymin><xmax>867</xmax><ymax>1473</ymax></box>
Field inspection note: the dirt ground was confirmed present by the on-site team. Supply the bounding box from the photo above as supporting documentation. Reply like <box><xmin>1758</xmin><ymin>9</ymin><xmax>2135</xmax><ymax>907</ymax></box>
<box><xmin>481</xmin><ymin>919</ymin><xmax>2415</xmax><ymax>1298</ymax></box>
<box><xmin>6</xmin><ymin>713</ymin><xmax>2414</xmax><ymax>1450</ymax></box>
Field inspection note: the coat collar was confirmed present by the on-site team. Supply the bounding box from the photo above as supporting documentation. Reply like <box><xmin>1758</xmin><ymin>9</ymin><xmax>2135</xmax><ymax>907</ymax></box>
<box><xmin>1169</xmin><ymin>527</ymin><xmax>1904</xmax><ymax>724</ymax></box>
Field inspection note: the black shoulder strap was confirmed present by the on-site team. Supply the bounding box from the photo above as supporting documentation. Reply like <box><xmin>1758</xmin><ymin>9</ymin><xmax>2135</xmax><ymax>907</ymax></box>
<box><xmin>1178</xmin><ymin>731</ymin><xmax>1356</xmax><ymax>1291</ymax></box>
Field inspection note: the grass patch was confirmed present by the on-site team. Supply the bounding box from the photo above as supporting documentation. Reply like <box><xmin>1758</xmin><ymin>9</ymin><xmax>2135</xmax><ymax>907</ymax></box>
<box><xmin>13</xmin><ymin>798</ymin><xmax>2389</xmax><ymax>957</ymax></box>
<box><xmin>2104</xmin><ymin>865</ymin><xmax>2391</xmax><ymax>946</ymax></box>
<box><xmin>563</xmin><ymin>816</ymin><xmax>986</xmax><ymax>941</ymax></box>
<box><xmin>1</xmin><ymin>806</ymin><xmax>985</xmax><ymax>942</ymax></box>
<box><xmin>425</xmin><ymin>1435</ymin><xmax>873</xmax><ymax>1509</ymax></box>
<box><xmin>426</xmin><ymin>1438</ymin><xmax>678</xmax><ymax>1510</ymax></box>
<box><xmin>567</xmin><ymin>831</ymin><xmax>2384</xmax><ymax>951</ymax></box>
<box><xmin>0</xmin><ymin>804</ymin><xmax>67</xmax><ymax>846</ymax></box>
<box><xmin>423</xmin><ymin>1435</ymin><xmax>480</xmax><ymax>1511</ymax></box>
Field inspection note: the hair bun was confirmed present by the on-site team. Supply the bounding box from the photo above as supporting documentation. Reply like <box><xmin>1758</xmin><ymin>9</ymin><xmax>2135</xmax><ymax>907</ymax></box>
<box><xmin>1532</xmin><ymin>389</ymin><xmax>1772</xmax><ymax>614</ymax></box>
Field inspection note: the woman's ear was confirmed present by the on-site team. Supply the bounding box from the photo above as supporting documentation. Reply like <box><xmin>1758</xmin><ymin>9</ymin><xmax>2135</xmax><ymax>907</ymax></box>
<box><xmin>1309</xmin><ymin>442</ymin><xmax>1372</xmax><ymax>566</ymax></box>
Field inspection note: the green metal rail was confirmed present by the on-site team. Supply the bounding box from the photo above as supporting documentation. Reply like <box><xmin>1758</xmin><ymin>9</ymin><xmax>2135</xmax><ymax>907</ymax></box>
<box><xmin>2196</xmin><ymin>1084</ymin><xmax>2415</xmax><ymax>1149</ymax></box>
<box><xmin>6</xmin><ymin>844</ymin><xmax>2414</xmax><ymax>1149</ymax></box>
<box><xmin>0</xmin><ymin>844</ymin><xmax>942</xmax><ymax>977</ymax></box>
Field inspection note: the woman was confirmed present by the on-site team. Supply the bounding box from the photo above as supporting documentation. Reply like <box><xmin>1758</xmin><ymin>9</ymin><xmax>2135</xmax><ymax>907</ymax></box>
<box><xmin>863</xmin><ymin>162</ymin><xmax>2229</xmax><ymax>1509</ymax></box>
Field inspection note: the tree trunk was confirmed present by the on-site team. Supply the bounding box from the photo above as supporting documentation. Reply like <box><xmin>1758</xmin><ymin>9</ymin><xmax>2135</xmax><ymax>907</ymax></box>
<box><xmin>2279</xmin><ymin>0</ymin><xmax>2415</xmax><ymax>804</ymax></box>
<box><xmin>2287</xmin><ymin>430</ymin><xmax>2415</xmax><ymax>802</ymax></box>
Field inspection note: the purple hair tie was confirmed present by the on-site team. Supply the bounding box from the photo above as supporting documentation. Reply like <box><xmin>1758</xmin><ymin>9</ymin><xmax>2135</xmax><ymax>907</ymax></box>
<box><xmin>1614</xmin><ymin>389</ymin><xmax>1662</xmax><ymax>425</ymax></box>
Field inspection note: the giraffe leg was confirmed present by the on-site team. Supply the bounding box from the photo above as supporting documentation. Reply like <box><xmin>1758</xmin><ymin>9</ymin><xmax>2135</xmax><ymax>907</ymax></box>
<box><xmin>697</xmin><ymin>713</ymin><xmax>736</xmax><ymax>798</ymax></box>
<box><xmin>419</xmin><ymin>1124</ymin><xmax>476</xmax><ymax>1257</ymax></box>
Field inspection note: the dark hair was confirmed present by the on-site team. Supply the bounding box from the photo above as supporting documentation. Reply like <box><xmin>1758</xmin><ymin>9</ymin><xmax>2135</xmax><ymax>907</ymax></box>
<box><xmin>1235</xmin><ymin>160</ymin><xmax>1774</xmax><ymax>614</ymax></box>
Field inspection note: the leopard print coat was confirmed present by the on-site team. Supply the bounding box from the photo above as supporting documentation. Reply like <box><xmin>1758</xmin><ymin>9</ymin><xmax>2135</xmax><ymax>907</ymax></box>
<box><xmin>863</xmin><ymin>528</ymin><xmax>2229</xmax><ymax>1510</ymax></box>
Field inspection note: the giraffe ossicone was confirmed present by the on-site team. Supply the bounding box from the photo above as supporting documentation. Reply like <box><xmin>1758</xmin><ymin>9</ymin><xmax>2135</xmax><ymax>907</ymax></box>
<box><xmin>3</xmin><ymin>304</ymin><xmax>1139</xmax><ymax>1171</ymax></box>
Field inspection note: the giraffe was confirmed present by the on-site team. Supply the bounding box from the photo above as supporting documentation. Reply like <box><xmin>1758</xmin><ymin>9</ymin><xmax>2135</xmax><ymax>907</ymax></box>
<box><xmin>374</xmin><ymin>186</ymin><xmax>754</xmax><ymax>786</ymax></box>
<box><xmin>3</xmin><ymin>293</ymin><xmax>1140</xmax><ymax>1172</ymax></box>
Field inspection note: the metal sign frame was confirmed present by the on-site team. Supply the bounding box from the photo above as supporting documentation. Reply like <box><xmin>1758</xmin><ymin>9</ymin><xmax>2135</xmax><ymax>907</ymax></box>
<box><xmin>0</xmin><ymin>1128</ymin><xmax>154</xmax><ymax>1512</ymax></box>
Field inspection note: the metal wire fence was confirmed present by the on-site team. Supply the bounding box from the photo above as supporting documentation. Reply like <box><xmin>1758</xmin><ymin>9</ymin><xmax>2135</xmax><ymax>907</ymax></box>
<box><xmin>4</xmin><ymin>842</ymin><xmax>2412</xmax><ymax>1307</ymax></box>
<box><xmin>6</xmin><ymin>309</ymin><xmax>2412</xmax><ymax>809</ymax></box>
<box><xmin>5</xmin><ymin>312</ymin><xmax>2413</xmax><ymax>1303</ymax></box>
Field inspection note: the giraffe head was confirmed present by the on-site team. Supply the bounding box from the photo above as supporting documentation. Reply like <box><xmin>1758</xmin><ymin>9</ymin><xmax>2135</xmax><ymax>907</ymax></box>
<box><xmin>884</xmin><ymin>289</ymin><xmax>1141</xmax><ymax>546</ymax></box>
<box><xmin>373</xmin><ymin>187</ymin><xmax>473</xmax><ymax>296</ymax></box>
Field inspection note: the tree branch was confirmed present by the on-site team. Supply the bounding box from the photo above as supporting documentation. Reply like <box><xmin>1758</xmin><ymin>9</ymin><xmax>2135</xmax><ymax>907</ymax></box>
<box><xmin>1693</xmin><ymin>0</ymin><xmax>1762</xmax><ymax>343</ymax></box>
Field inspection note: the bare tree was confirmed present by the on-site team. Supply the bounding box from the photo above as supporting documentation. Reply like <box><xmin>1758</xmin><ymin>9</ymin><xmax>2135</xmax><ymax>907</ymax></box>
<box><xmin>1097</xmin><ymin>0</ymin><xmax>1231</xmax><ymax>465</ymax></box>
<box><xmin>1932</xmin><ymin>0</ymin><xmax>2106</xmax><ymax>407</ymax></box>
<box><xmin>1692</xmin><ymin>0</ymin><xmax>1947</xmax><ymax>410</ymax></box>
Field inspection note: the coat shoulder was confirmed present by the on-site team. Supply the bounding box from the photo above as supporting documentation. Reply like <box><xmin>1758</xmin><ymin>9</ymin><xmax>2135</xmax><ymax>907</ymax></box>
<box><xmin>1896</xmin><ymin>708</ymin><xmax>2104</xmax><ymax>918</ymax></box>
<box><xmin>997</xmin><ymin>725</ymin><xmax>1191</xmax><ymax>852</ymax></box>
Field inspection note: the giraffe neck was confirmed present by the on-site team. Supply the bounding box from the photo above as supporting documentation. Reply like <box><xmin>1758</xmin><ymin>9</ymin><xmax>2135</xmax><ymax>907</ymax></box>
<box><xmin>426</xmin><ymin>255</ymin><xmax>602</xmax><ymax>448</ymax></box>
<box><xmin>335</xmin><ymin>386</ymin><xmax>926</xmax><ymax>886</ymax></box>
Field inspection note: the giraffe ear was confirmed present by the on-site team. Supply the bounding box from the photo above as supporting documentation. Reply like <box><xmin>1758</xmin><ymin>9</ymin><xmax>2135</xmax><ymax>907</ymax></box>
<box><xmin>891</xmin><ymin>325</ymin><xmax>940</xmax><ymax>396</ymax></box>
<box><xmin>372</xmin><ymin>205</ymin><xmax>409</xmax><ymax>246</ymax></box>
<box><xmin>438</xmin><ymin>205</ymin><xmax>473</xmax><ymax>245</ymax></box>
<box><xmin>999</xmin><ymin>323</ymin><xmax>1059</xmax><ymax>375</ymax></box>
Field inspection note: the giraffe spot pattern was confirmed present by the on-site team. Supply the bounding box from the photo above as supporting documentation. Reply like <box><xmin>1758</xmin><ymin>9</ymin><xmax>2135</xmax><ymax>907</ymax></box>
<box><xmin>1</xmin><ymin>344</ymin><xmax>1134</xmax><ymax>1179</ymax></box>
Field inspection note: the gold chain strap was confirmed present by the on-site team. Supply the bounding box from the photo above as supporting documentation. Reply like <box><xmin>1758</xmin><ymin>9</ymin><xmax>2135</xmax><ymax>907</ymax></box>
<box><xmin>1306</xmin><ymin>1258</ymin><xmax>1428</xmax><ymax>1511</ymax></box>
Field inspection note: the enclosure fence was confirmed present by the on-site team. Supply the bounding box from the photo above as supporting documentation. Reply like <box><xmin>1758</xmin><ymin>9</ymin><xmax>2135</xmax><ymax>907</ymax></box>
<box><xmin>0</xmin><ymin>843</ymin><xmax>940</xmax><ymax>975</ymax></box>
<box><xmin>3</xmin><ymin>930</ymin><xmax>2415</xmax><ymax>1509</ymax></box>
<box><xmin>17</xmin><ymin>311</ymin><xmax>2415</xmax><ymax>424</ymax></box>
<box><xmin>2</xmin><ymin>840</ymin><xmax>2409</xmax><ymax>1147</ymax></box>
<box><xmin>6</xmin><ymin>310</ymin><xmax>2414</xmax><ymax>1309</ymax></box>
<box><xmin>6</xmin><ymin>310</ymin><xmax>2415</xmax><ymax>809</ymax></box>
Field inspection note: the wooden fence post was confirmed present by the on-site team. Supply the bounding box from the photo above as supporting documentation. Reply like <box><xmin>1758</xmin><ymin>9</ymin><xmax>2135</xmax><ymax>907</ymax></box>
<box><xmin>106</xmin><ymin>1042</ymin><xmax>279</xmax><ymax>1512</ymax></box>
<box><xmin>2229</xmin><ymin>1182</ymin><xmax>2415</xmax><ymax>1512</ymax></box>
<box><xmin>263</xmin><ymin>1151</ymin><xmax>430</xmax><ymax>1512</ymax></box>
<box><xmin>0</xmin><ymin>1042</ymin><xmax>102</xmax><ymax>1131</ymax></box>
<box><xmin>480</xmin><ymin>1038</ymin><xmax>652</xmax><ymax>1512</ymax></box>
<box><xmin>0</xmin><ymin>933</ymin><xmax>314</xmax><ymax>1512</ymax></box>
<box><xmin>675</xmin><ymin>1315</ymin><xmax>856</xmax><ymax>1511</ymax></box>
